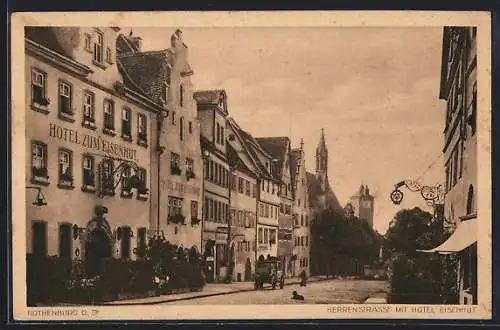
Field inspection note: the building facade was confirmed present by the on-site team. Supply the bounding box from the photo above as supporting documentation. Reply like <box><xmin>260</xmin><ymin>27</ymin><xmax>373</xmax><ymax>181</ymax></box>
<box><xmin>25</xmin><ymin>27</ymin><xmax>158</xmax><ymax>273</ymax></box>
<box><xmin>290</xmin><ymin>140</ymin><xmax>311</xmax><ymax>277</ymax></box>
<box><xmin>348</xmin><ymin>185</ymin><xmax>375</xmax><ymax>228</ymax></box>
<box><xmin>256</xmin><ymin>137</ymin><xmax>294</xmax><ymax>277</ymax></box>
<box><xmin>437</xmin><ymin>26</ymin><xmax>477</xmax><ymax>304</ymax></box>
<box><xmin>195</xmin><ymin>89</ymin><xmax>231</xmax><ymax>282</ymax></box>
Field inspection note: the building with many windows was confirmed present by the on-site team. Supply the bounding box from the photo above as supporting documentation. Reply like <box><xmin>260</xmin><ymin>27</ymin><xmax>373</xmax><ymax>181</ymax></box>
<box><xmin>194</xmin><ymin>89</ymin><xmax>232</xmax><ymax>282</ymax></box>
<box><xmin>25</xmin><ymin>27</ymin><xmax>158</xmax><ymax>273</ymax></box>
<box><xmin>116</xmin><ymin>29</ymin><xmax>204</xmax><ymax>253</ymax></box>
<box><xmin>290</xmin><ymin>140</ymin><xmax>311</xmax><ymax>277</ymax></box>
<box><xmin>256</xmin><ymin>137</ymin><xmax>294</xmax><ymax>277</ymax></box>
<box><xmin>425</xmin><ymin>26</ymin><xmax>477</xmax><ymax>305</ymax></box>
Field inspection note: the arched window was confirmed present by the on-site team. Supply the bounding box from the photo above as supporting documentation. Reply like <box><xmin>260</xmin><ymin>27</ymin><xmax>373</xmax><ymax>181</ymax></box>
<box><xmin>466</xmin><ymin>185</ymin><xmax>474</xmax><ymax>215</ymax></box>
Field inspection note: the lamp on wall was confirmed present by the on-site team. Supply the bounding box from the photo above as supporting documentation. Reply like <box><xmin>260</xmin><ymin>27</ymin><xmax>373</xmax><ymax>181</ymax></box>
<box><xmin>26</xmin><ymin>186</ymin><xmax>47</xmax><ymax>206</ymax></box>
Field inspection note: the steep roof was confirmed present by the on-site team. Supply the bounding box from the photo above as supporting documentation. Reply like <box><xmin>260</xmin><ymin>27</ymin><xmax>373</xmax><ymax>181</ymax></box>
<box><xmin>306</xmin><ymin>171</ymin><xmax>343</xmax><ymax>213</ymax></box>
<box><xmin>226</xmin><ymin>143</ymin><xmax>256</xmax><ymax>177</ymax></box>
<box><xmin>25</xmin><ymin>27</ymin><xmax>77</xmax><ymax>60</ymax></box>
<box><xmin>255</xmin><ymin>136</ymin><xmax>290</xmax><ymax>179</ymax></box>
<box><xmin>116</xmin><ymin>32</ymin><xmax>142</xmax><ymax>54</ymax></box>
<box><xmin>116</xmin><ymin>50</ymin><xmax>171</xmax><ymax>104</ymax></box>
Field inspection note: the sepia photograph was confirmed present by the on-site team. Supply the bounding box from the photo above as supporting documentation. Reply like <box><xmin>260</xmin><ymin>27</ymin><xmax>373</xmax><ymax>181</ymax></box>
<box><xmin>10</xmin><ymin>11</ymin><xmax>491</xmax><ymax>320</ymax></box>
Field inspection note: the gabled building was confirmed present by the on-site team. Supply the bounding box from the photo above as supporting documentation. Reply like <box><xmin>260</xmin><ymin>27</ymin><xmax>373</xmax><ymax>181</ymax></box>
<box><xmin>25</xmin><ymin>27</ymin><xmax>160</xmax><ymax>275</ymax></box>
<box><xmin>117</xmin><ymin>29</ymin><xmax>204</xmax><ymax>255</ymax></box>
<box><xmin>290</xmin><ymin>140</ymin><xmax>312</xmax><ymax>277</ymax></box>
<box><xmin>194</xmin><ymin>89</ymin><xmax>231</xmax><ymax>282</ymax></box>
<box><xmin>255</xmin><ymin>137</ymin><xmax>294</xmax><ymax>277</ymax></box>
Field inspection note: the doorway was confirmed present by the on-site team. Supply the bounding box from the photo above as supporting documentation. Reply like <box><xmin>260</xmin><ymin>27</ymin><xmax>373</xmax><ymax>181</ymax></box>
<box><xmin>85</xmin><ymin>228</ymin><xmax>112</xmax><ymax>276</ymax></box>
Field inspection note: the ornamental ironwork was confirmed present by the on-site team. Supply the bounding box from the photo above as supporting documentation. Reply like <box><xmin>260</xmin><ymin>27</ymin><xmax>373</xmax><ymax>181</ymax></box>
<box><xmin>390</xmin><ymin>180</ymin><xmax>445</xmax><ymax>206</ymax></box>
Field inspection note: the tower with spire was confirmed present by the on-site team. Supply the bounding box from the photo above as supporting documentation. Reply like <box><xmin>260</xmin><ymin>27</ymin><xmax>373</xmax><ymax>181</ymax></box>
<box><xmin>315</xmin><ymin>128</ymin><xmax>329</xmax><ymax>192</ymax></box>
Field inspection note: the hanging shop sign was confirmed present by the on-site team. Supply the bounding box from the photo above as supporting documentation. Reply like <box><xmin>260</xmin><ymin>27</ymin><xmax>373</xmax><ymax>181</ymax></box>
<box><xmin>49</xmin><ymin>123</ymin><xmax>138</xmax><ymax>161</ymax></box>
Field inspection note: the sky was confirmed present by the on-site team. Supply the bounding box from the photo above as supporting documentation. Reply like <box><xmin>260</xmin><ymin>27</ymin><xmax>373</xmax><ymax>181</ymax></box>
<box><xmin>131</xmin><ymin>26</ymin><xmax>446</xmax><ymax>234</ymax></box>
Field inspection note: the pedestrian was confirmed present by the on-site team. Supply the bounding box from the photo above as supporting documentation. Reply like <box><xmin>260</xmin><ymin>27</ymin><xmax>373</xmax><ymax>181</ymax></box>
<box><xmin>300</xmin><ymin>270</ymin><xmax>307</xmax><ymax>287</ymax></box>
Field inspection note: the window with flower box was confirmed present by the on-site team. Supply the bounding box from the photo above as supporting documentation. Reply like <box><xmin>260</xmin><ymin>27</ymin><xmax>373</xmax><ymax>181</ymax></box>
<box><xmin>31</xmin><ymin>141</ymin><xmax>49</xmax><ymax>184</ymax></box>
<box><xmin>82</xmin><ymin>91</ymin><xmax>96</xmax><ymax>129</ymax></box>
<box><xmin>119</xmin><ymin>107</ymin><xmax>131</xmax><ymax>141</ymax></box>
<box><xmin>81</xmin><ymin>154</ymin><xmax>95</xmax><ymax>192</ymax></box>
<box><xmin>103</xmin><ymin>100</ymin><xmax>115</xmax><ymax>135</ymax></box>
<box><xmin>58</xmin><ymin>149</ymin><xmax>74</xmax><ymax>189</ymax></box>
<box><xmin>100</xmin><ymin>159</ymin><xmax>115</xmax><ymax>196</ymax></box>
<box><xmin>137</xmin><ymin>113</ymin><xmax>148</xmax><ymax>147</ymax></box>
<box><xmin>31</xmin><ymin>68</ymin><xmax>50</xmax><ymax>112</ymax></box>
<box><xmin>171</xmin><ymin>153</ymin><xmax>181</xmax><ymax>175</ymax></box>
<box><xmin>136</xmin><ymin>167</ymin><xmax>148</xmax><ymax>200</ymax></box>
<box><xmin>186</xmin><ymin>158</ymin><xmax>195</xmax><ymax>180</ymax></box>
<box><xmin>168</xmin><ymin>196</ymin><xmax>185</xmax><ymax>224</ymax></box>
<box><xmin>58</xmin><ymin>81</ymin><xmax>74</xmax><ymax>120</ymax></box>
<box><xmin>120</xmin><ymin>164</ymin><xmax>133</xmax><ymax>198</ymax></box>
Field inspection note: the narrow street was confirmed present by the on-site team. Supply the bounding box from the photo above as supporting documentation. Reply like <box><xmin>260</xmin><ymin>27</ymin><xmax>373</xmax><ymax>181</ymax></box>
<box><xmin>160</xmin><ymin>279</ymin><xmax>388</xmax><ymax>305</ymax></box>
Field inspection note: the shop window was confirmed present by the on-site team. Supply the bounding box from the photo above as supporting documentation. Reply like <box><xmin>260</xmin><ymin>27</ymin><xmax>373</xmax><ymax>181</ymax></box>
<box><xmin>58</xmin><ymin>81</ymin><xmax>73</xmax><ymax>117</ymax></box>
<box><xmin>58</xmin><ymin>149</ymin><xmax>74</xmax><ymax>188</ymax></box>
<box><xmin>121</xmin><ymin>227</ymin><xmax>131</xmax><ymax>259</ymax></box>
<box><xmin>31</xmin><ymin>141</ymin><xmax>48</xmax><ymax>183</ymax></box>
<box><xmin>31</xmin><ymin>68</ymin><xmax>49</xmax><ymax>109</ymax></box>
<box><xmin>82</xmin><ymin>91</ymin><xmax>95</xmax><ymax>128</ymax></box>
<box><xmin>171</xmin><ymin>153</ymin><xmax>181</xmax><ymax>175</ymax></box>
<box><xmin>103</xmin><ymin>100</ymin><xmax>115</xmax><ymax>134</ymax></box>
<box><xmin>59</xmin><ymin>223</ymin><xmax>72</xmax><ymax>259</ymax></box>
<box><xmin>32</xmin><ymin>221</ymin><xmax>47</xmax><ymax>256</ymax></box>
<box><xmin>137</xmin><ymin>113</ymin><xmax>148</xmax><ymax>146</ymax></box>
<box><xmin>82</xmin><ymin>154</ymin><xmax>95</xmax><ymax>191</ymax></box>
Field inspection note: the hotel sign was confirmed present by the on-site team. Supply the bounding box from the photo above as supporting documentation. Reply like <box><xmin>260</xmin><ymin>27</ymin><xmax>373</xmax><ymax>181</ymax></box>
<box><xmin>49</xmin><ymin>123</ymin><xmax>138</xmax><ymax>161</ymax></box>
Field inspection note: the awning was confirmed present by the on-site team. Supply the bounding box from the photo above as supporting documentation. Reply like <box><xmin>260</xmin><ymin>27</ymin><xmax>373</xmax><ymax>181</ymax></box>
<box><xmin>417</xmin><ymin>218</ymin><xmax>477</xmax><ymax>254</ymax></box>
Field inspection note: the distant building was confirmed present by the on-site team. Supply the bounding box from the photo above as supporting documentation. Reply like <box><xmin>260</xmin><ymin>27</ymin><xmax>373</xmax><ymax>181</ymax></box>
<box><xmin>290</xmin><ymin>140</ymin><xmax>312</xmax><ymax>277</ymax></box>
<box><xmin>348</xmin><ymin>185</ymin><xmax>375</xmax><ymax>228</ymax></box>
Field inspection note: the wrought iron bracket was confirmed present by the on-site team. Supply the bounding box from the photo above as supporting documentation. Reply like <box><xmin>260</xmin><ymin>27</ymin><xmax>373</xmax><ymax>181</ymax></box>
<box><xmin>390</xmin><ymin>180</ymin><xmax>445</xmax><ymax>206</ymax></box>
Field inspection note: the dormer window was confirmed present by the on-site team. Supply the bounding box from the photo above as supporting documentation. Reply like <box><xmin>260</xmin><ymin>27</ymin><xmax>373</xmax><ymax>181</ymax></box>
<box><xmin>105</xmin><ymin>47</ymin><xmax>113</xmax><ymax>64</ymax></box>
<box><xmin>94</xmin><ymin>31</ymin><xmax>104</xmax><ymax>64</ymax></box>
<box><xmin>84</xmin><ymin>34</ymin><xmax>92</xmax><ymax>52</ymax></box>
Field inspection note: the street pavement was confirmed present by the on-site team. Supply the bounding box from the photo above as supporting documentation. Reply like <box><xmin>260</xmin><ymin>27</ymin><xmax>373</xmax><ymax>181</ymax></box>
<box><xmin>159</xmin><ymin>279</ymin><xmax>388</xmax><ymax>305</ymax></box>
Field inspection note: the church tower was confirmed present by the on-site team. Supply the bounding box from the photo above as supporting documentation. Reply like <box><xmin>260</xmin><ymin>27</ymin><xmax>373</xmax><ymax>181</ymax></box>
<box><xmin>315</xmin><ymin>128</ymin><xmax>328</xmax><ymax>192</ymax></box>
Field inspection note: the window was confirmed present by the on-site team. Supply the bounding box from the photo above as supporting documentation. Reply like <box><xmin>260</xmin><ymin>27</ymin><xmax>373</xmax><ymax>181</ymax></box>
<box><xmin>209</xmin><ymin>161</ymin><xmax>214</xmax><ymax>182</ymax></box>
<box><xmin>103</xmin><ymin>100</ymin><xmax>115</xmax><ymax>131</ymax></box>
<box><xmin>245</xmin><ymin>180</ymin><xmax>251</xmax><ymax>196</ymax></box>
<box><xmin>209</xmin><ymin>199</ymin><xmax>214</xmax><ymax>220</ymax></box>
<box><xmin>105</xmin><ymin>47</ymin><xmax>113</xmax><ymax>64</ymax></box>
<box><xmin>168</xmin><ymin>196</ymin><xmax>184</xmax><ymax>221</ymax></box>
<box><xmin>171</xmin><ymin>153</ymin><xmax>181</xmax><ymax>175</ymax></box>
<box><xmin>466</xmin><ymin>185</ymin><xmax>474</xmax><ymax>215</ymax></box>
<box><xmin>204</xmin><ymin>198</ymin><xmax>209</xmax><ymax>220</ymax></box>
<box><xmin>186</xmin><ymin>158</ymin><xmax>194</xmax><ymax>179</ymax></box>
<box><xmin>31</xmin><ymin>141</ymin><xmax>48</xmax><ymax>180</ymax></box>
<box><xmin>94</xmin><ymin>31</ymin><xmax>104</xmax><ymax>63</ymax></box>
<box><xmin>82</xmin><ymin>91</ymin><xmax>95</xmax><ymax>125</ymax></box>
<box><xmin>59</xmin><ymin>223</ymin><xmax>72</xmax><ymax>259</ymax></box>
<box><xmin>216</xmin><ymin>123</ymin><xmax>220</xmax><ymax>144</ymax></box>
<box><xmin>298</xmin><ymin>199</ymin><xmax>301</xmax><ymax>207</ymax></box>
<box><xmin>180</xmin><ymin>117</ymin><xmax>184</xmax><ymax>141</ymax></box>
<box><xmin>258</xmin><ymin>228</ymin><xmax>263</xmax><ymax>243</ymax></box>
<box><xmin>82</xmin><ymin>155</ymin><xmax>95</xmax><ymax>187</ymax></box>
<box><xmin>305</xmin><ymin>216</ymin><xmax>309</xmax><ymax>227</ymax></box>
<box><xmin>58</xmin><ymin>81</ymin><xmax>73</xmax><ymax>115</ymax></box>
<box><xmin>452</xmin><ymin>147</ymin><xmax>459</xmax><ymax>187</ymax></box>
<box><xmin>58</xmin><ymin>149</ymin><xmax>73</xmax><ymax>187</ymax></box>
<box><xmin>171</xmin><ymin>111</ymin><xmax>176</xmax><ymax>125</ymax></box>
<box><xmin>84</xmin><ymin>34</ymin><xmax>92</xmax><ymax>51</ymax></box>
<box><xmin>137</xmin><ymin>113</ymin><xmax>148</xmax><ymax>145</ymax></box>
<box><xmin>32</xmin><ymin>221</ymin><xmax>47</xmax><ymax>256</ymax></box>
<box><xmin>189</xmin><ymin>121</ymin><xmax>193</xmax><ymax>134</ymax></box>
<box><xmin>264</xmin><ymin>228</ymin><xmax>268</xmax><ymax>244</ymax></box>
<box><xmin>121</xmin><ymin>164</ymin><xmax>132</xmax><ymax>193</ymax></box>
<box><xmin>31</xmin><ymin>69</ymin><xmax>47</xmax><ymax>106</ymax></box>
<box><xmin>269</xmin><ymin>229</ymin><xmax>276</xmax><ymax>245</ymax></box>
<box><xmin>301</xmin><ymin>215</ymin><xmax>304</xmax><ymax>226</ymax></box>
<box><xmin>137</xmin><ymin>167</ymin><xmax>147</xmax><ymax>191</ymax></box>
<box><xmin>305</xmin><ymin>236</ymin><xmax>309</xmax><ymax>247</ymax></box>
<box><xmin>122</xmin><ymin>107</ymin><xmax>131</xmax><ymax>138</ymax></box>
<box><xmin>179</xmin><ymin>83</ymin><xmax>184</xmax><ymax>107</ymax></box>
<box><xmin>470</xmin><ymin>83</ymin><xmax>477</xmax><ymax>136</ymax></box>
<box><xmin>191</xmin><ymin>201</ymin><xmax>198</xmax><ymax>221</ymax></box>
<box><xmin>121</xmin><ymin>226</ymin><xmax>131</xmax><ymax>259</ymax></box>
<box><xmin>238</xmin><ymin>178</ymin><xmax>244</xmax><ymax>194</ymax></box>
<box><xmin>221</xmin><ymin>127</ymin><xmax>225</xmax><ymax>145</ymax></box>
<box><xmin>252</xmin><ymin>183</ymin><xmax>257</xmax><ymax>198</ymax></box>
